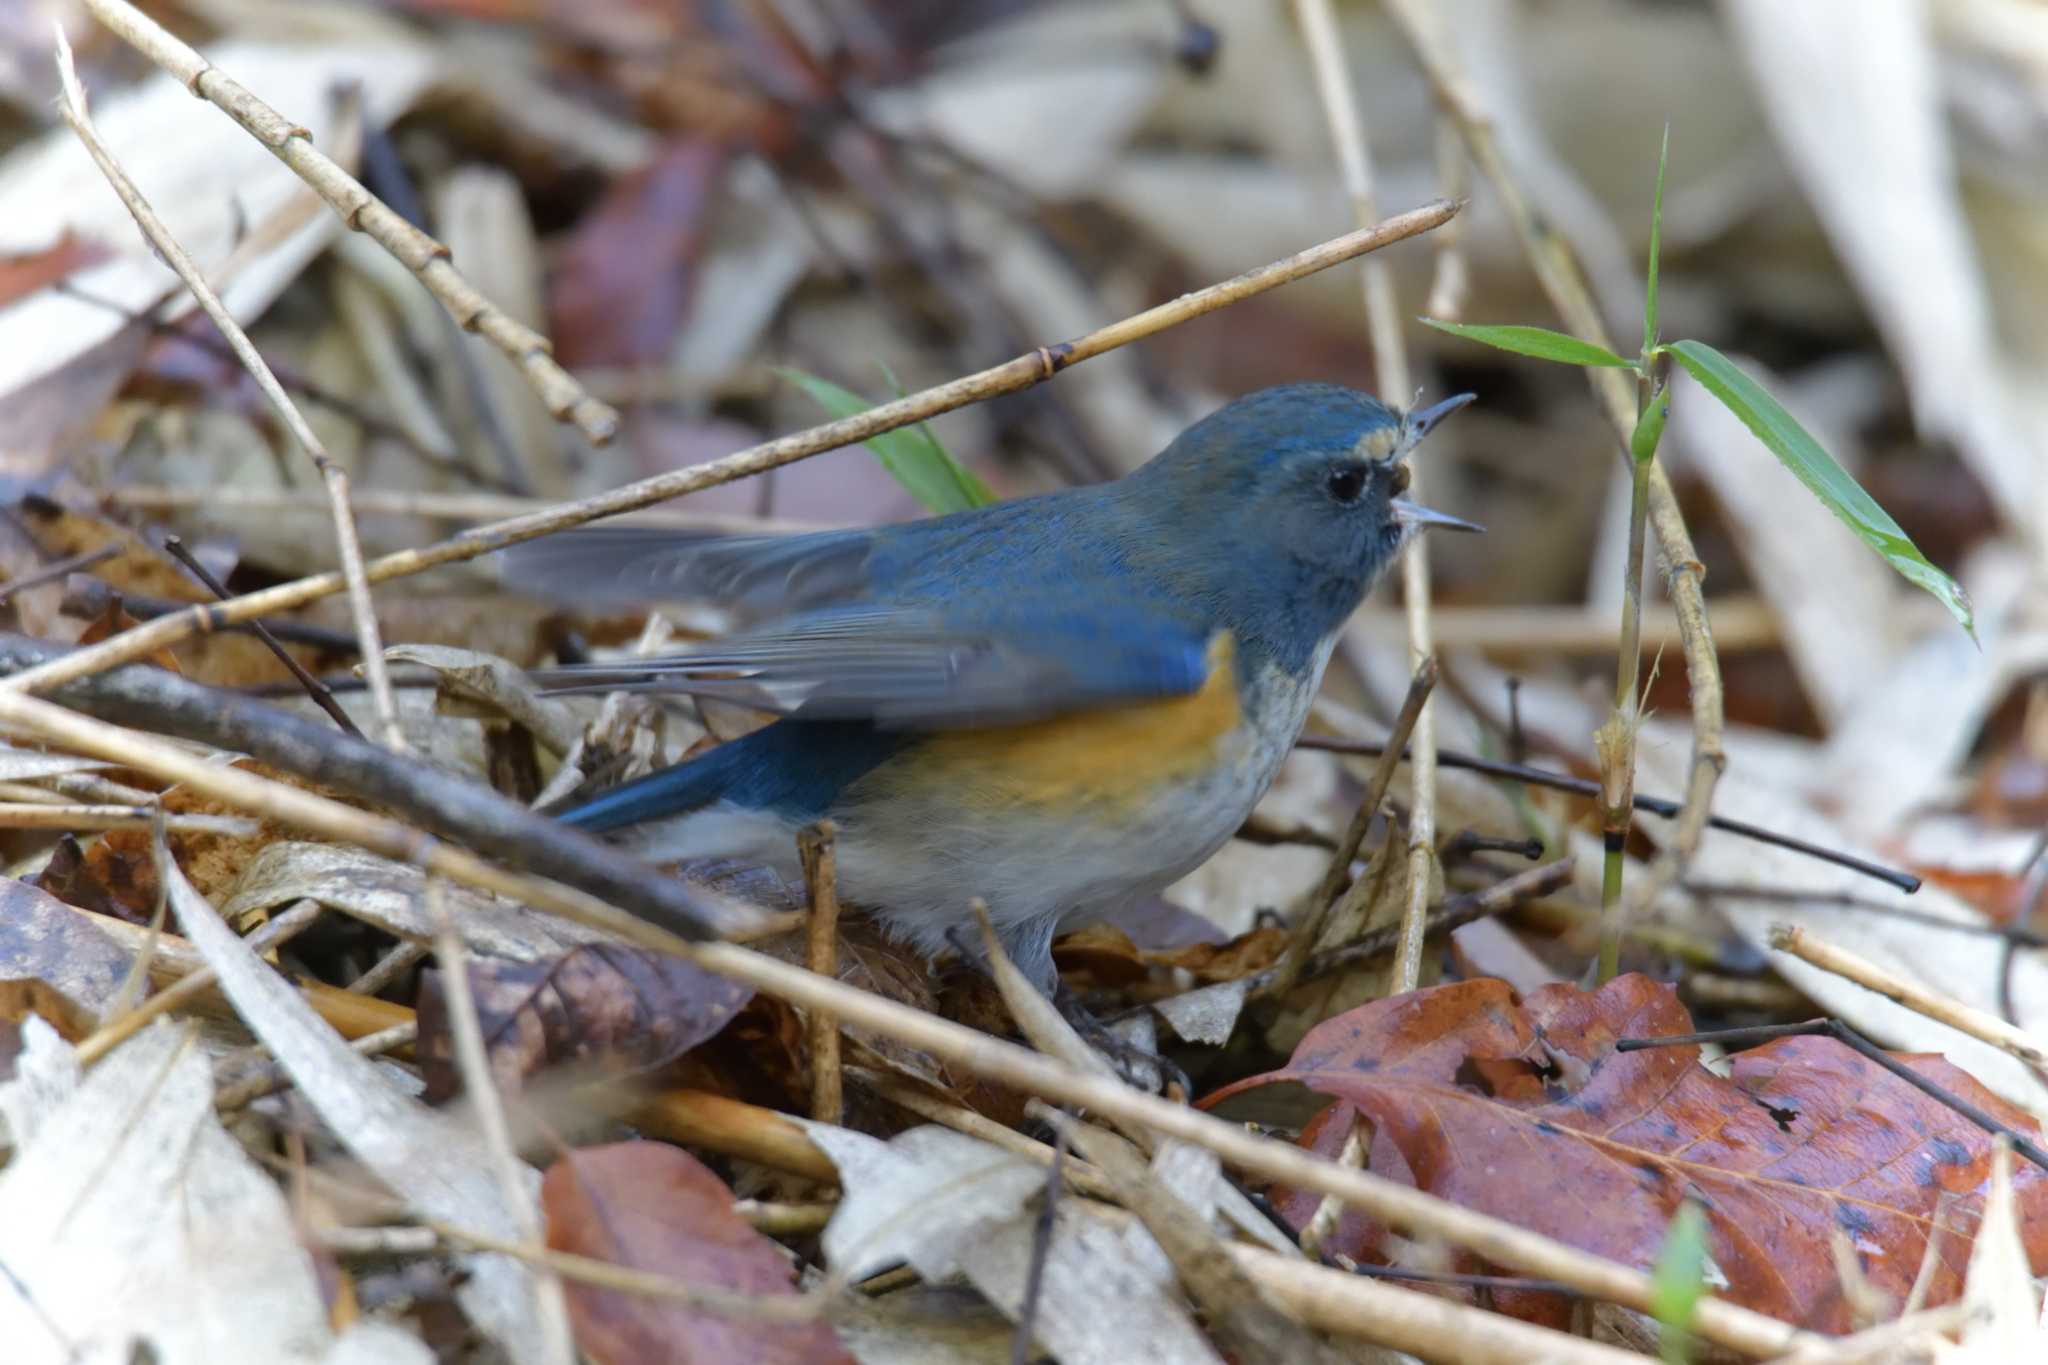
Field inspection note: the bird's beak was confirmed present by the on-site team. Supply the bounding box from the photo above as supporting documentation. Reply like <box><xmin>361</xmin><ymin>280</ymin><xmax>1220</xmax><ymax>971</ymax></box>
<box><xmin>1404</xmin><ymin>391</ymin><xmax>1477</xmax><ymax>446</ymax></box>
<box><xmin>1391</xmin><ymin>499</ymin><xmax>1484</xmax><ymax>534</ymax></box>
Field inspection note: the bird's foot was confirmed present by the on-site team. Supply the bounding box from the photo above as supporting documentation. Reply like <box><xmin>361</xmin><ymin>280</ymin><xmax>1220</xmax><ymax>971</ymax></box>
<box><xmin>1053</xmin><ymin>984</ymin><xmax>1190</xmax><ymax>1098</ymax></box>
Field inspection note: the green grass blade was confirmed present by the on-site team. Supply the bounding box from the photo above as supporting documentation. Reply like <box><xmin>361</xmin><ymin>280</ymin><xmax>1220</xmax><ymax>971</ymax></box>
<box><xmin>1645</xmin><ymin>124</ymin><xmax>1668</xmax><ymax>353</ymax></box>
<box><xmin>1630</xmin><ymin>390</ymin><xmax>1669</xmax><ymax>465</ymax></box>
<box><xmin>1421</xmin><ymin>319</ymin><xmax>1634</xmax><ymax>369</ymax></box>
<box><xmin>1665</xmin><ymin>340</ymin><xmax>1973</xmax><ymax>634</ymax></box>
<box><xmin>1650</xmin><ymin>1201</ymin><xmax>1707</xmax><ymax>1365</ymax></box>
<box><xmin>779</xmin><ymin>368</ymin><xmax>995</xmax><ymax>515</ymax></box>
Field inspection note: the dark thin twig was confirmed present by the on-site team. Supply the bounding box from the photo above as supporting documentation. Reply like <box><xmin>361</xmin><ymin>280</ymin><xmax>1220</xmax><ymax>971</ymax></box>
<box><xmin>1298</xmin><ymin>733</ymin><xmax>1921</xmax><ymax>893</ymax></box>
<box><xmin>1616</xmin><ymin>1019</ymin><xmax>2048</xmax><ymax>1173</ymax></box>
<box><xmin>1341</xmin><ymin>1261</ymin><xmax>1582</xmax><ymax>1298</ymax></box>
<box><xmin>0</xmin><ymin>544</ymin><xmax>121</xmax><ymax>604</ymax></box>
<box><xmin>159</xmin><ymin>536</ymin><xmax>363</xmax><ymax>737</ymax></box>
<box><xmin>1014</xmin><ymin>1117</ymin><xmax>1067</xmax><ymax>1365</ymax></box>
<box><xmin>63</xmin><ymin>579</ymin><xmax>361</xmax><ymax>652</ymax></box>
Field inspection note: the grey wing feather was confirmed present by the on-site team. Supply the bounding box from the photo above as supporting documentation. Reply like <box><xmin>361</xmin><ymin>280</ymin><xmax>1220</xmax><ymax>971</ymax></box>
<box><xmin>498</xmin><ymin>526</ymin><xmax>881</xmax><ymax>620</ymax></box>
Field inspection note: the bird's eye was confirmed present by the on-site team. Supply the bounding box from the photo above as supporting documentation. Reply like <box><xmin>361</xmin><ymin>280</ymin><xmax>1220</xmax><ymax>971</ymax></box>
<box><xmin>1389</xmin><ymin>462</ymin><xmax>1411</xmax><ymax>496</ymax></box>
<box><xmin>1325</xmin><ymin>465</ymin><xmax>1367</xmax><ymax>505</ymax></box>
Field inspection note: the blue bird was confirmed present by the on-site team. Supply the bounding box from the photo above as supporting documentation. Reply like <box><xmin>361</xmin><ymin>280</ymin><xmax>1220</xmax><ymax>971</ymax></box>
<box><xmin>504</xmin><ymin>383</ymin><xmax>1478</xmax><ymax>994</ymax></box>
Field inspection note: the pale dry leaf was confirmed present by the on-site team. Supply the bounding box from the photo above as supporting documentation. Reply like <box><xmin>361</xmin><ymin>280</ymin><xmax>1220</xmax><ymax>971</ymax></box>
<box><xmin>222</xmin><ymin>840</ymin><xmax>601</xmax><ymax>960</ymax></box>
<box><xmin>0</xmin><ymin>1018</ymin><xmax>334</xmax><ymax>1365</ymax></box>
<box><xmin>803</xmin><ymin>1121</ymin><xmax>1225</xmax><ymax>1365</ymax></box>
<box><xmin>829</xmin><ymin>1286</ymin><xmax>1013</xmax><ymax>1365</ymax></box>
<box><xmin>384</xmin><ymin>643</ymin><xmax>584</xmax><ymax>755</ymax></box>
<box><xmin>1722</xmin><ymin>0</ymin><xmax>2040</xmax><ymax>531</ymax></box>
<box><xmin>0</xmin><ymin>39</ymin><xmax>434</xmax><ymax>410</ymax></box>
<box><xmin>1152</xmin><ymin>977</ymin><xmax>1250</xmax><ymax>1046</ymax></box>
<box><xmin>159</xmin><ymin>854</ymin><xmax>550</xmax><ymax>1362</ymax></box>
<box><xmin>1944</xmin><ymin>1141</ymin><xmax>2046</xmax><ymax>1360</ymax></box>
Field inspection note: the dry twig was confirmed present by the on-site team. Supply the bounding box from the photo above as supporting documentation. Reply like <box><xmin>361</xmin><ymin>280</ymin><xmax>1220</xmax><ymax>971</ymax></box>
<box><xmin>51</xmin><ymin>30</ymin><xmax>405</xmax><ymax>750</ymax></box>
<box><xmin>798</xmin><ymin>821</ymin><xmax>844</xmax><ymax>1126</ymax></box>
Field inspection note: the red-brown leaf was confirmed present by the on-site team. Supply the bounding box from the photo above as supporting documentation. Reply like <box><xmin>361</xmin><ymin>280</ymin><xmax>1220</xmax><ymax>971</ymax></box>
<box><xmin>549</xmin><ymin>138</ymin><xmax>725</xmax><ymax>369</ymax></box>
<box><xmin>1205</xmin><ymin>975</ymin><xmax>2048</xmax><ymax>1333</ymax></box>
<box><xmin>543</xmin><ymin>1141</ymin><xmax>851</xmax><ymax>1365</ymax></box>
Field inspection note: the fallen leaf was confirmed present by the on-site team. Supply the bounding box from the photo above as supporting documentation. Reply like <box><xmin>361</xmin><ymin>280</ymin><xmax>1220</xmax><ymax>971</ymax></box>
<box><xmin>542</xmin><ymin>1141</ymin><xmax>850</xmax><ymax>1365</ymax></box>
<box><xmin>416</xmin><ymin>945</ymin><xmax>751</xmax><ymax>1102</ymax></box>
<box><xmin>1207</xmin><ymin>975</ymin><xmax>2048</xmax><ymax>1333</ymax></box>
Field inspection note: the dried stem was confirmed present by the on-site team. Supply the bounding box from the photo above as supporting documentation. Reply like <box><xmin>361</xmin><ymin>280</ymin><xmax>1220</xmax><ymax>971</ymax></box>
<box><xmin>4</xmin><ymin>200</ymin><xmax>1457</xmax><ymax>694</ymax></box>
<box><xmin>52</xmin><ymin>32</ymin><xmax>405</xmax><ymax>751</ymax></box>
<box><xmin>798</xmin><ymin>821</ymin><xmax>844</xmax><ymax>1126</ymax></box>
<box><xmin>1271</xmin><ymin>657</ymin><xmax>1437</xmax><ymax>998</ymax></box>
<box><xmin>74</xmin><ymin>0</ymin><xmax>618</xmax><ymax>444</ymax></box>
<box><xmin>1769</xmin><ymin>923</ymin><xmax>2048</xmax><ymax>1074</ymax></box>
<box><xmin>1382</xmin><ymin>0</ymin><xmax>1727</xmax><ymax>951</ymax></box>
<box><xmin>1291</xmin><ymin>0</ymin><xmax>1441</xmax><ymax>997</ymax></box>
<box><xmin>426</xmin><ymin>877</ymin><xmax>576</xmax><ymax>1365</ymax></box>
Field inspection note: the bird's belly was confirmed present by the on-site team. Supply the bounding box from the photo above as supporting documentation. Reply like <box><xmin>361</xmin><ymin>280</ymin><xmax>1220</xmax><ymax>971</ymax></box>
<box><xmin>828</xmin><ymin>645</ymin><xmax>1324</xmax><ymax>947</ymax></box>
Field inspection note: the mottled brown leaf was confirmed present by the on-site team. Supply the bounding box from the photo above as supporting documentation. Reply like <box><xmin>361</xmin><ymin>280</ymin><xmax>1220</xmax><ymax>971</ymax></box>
<box><xmin>543</xmin><ymin>1141</ymin><xmax>851</xmax><ymax>1365</ymax></box>
<box><xmin>0</xmin><ymin>232</ymin><xmax>112</xmax><ymax>309</ymax></box>
<box><xmin>416</xmin><ymin>945</ymin><xmax>750</xmax><ymax>1102</ymax></box>
<box><xmin>1206</xmin><ymin>975</ymin><xmax>2048</xmax><ymax>1333</ymax></box>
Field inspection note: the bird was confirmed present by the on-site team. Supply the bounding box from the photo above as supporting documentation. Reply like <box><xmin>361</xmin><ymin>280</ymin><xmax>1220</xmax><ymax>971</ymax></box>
<box><xmin>503</xmin><ymin>383</ymin><xmax>1479</xmax><ymax>997</ymax></box>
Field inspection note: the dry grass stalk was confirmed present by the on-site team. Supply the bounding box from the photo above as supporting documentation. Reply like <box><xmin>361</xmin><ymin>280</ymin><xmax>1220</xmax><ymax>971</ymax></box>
<box><xmin>2</xmin><ymin>200</ymin><xmax>1457</xmax><ymax>694</ymax></box>
<box><xmin>1382</xmin><ymin>0</ymin><xmax>1729</xmax><ymax>926</ymax></box>
<box><xmin>1290</xmin><ymin>0</ymin><xmax>1443</xmax><ymax>997</ymax></box>
<box><xmin>1771</xmin><ymin>923</ymin><xmax>2048</xmax><ymax>1072</ymax></box>
<box><xmin>51</xmin><ymin>30</ymin><xmax>406</xmax><ymax>749</ymax></box>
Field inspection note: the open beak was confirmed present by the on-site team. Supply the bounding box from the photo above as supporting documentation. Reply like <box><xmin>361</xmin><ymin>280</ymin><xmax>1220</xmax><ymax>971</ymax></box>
<box><xmin>1391</xmin><ymin>499</ymin><xmax>1484</xmax><ymax>534</ymax></box>
<box><xmin>1405</xmin><ymin>391</ymin><xmax>1477</xmax><ymax>444</ymax></box>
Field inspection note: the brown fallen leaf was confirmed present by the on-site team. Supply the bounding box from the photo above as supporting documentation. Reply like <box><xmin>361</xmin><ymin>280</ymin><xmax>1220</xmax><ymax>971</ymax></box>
<box><xmin>542</xmin><ymin>1141</ymin><xmax>852</xmax><ymax>1365</ymax></box>
<box><xmin>1205</xmin><ymin>974</ymin><xmax>2048</xmax><ymax>1334</ymax></box>
<box><xmin>415</xmin><ymin>944</ymin><xmax>752</xmax><ymax>1102</ymax></box>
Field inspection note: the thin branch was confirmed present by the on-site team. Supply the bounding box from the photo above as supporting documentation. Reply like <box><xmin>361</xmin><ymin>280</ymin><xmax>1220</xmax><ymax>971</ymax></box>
<box><xmin>427</xmin><ymin>877</ymin><xmax>576</xmax><ymax>1365</ymax></box>
<box><xmin>5</xmin><ymin>200</ymin><xmax>1458</xmax><ymax>693</ymax></box>
<box><xmin>52</xmin><ymin>32</ymin><xmax>405</xmax><ymax>752</ymax></box>
<box><xmin>1270</xmin><ymin>657</ymin><xmax>1437</xmax><ymax>998</ymax></box>
<box><xmin>1382</xmin><ymin>0</ymin><xmax>1728</xmax><ymax>946</ymax></box>
<box><xmin>75</xmin><ymin>0</ymin><xmax>616</xmax><ymax>444</ymax></box>
<box><xmin>1297</xmin><ymin>734</ymin><xmax>1921</xmax><ymax>893</ymax></box>
<box><xmin>1769</xmin><ymin>922</ymin><xmax>2048</xmax><ymax>1074</ymax></box>
<box><xmin>1292</xmin><ymin>0</ymin><xmax>1441</xmax><ymax>997</ymax></box>
<box><xmin>798</xmin><ymin>820</ymin><xmax>843</xmax><ymax>1126</ymax></box>
<box><xmin>0</xmin><ymin>545</ymin><xmax>120</xmax><ymax>604</ymax></box>
<box><xmin>159</xmin><ymin>536</ymin><xmax>361</xmax><ymax>737</ymax></box>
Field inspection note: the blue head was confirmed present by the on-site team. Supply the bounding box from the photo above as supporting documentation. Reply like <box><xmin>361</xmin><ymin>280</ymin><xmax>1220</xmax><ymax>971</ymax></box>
<box><xmin>1123</xmin><ymin>383</ymin><xmax>1478</xmax><ymax>666</ymax></box>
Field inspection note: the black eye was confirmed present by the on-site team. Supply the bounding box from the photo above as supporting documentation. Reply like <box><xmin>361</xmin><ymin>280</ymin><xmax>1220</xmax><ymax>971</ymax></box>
<box><xmin>1325</xmin><ymin>465</ymin><xmax>1367</xmax><ymax>505</ymax></box>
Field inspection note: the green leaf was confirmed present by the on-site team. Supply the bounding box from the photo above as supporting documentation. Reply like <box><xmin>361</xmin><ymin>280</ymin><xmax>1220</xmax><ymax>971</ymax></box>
<box><xmin>1421</xmin><ymin>319</ymin><xmax>1634</xmax><ymax>369</ymax></box>
<box><xmin>1650</xmin><ymin>1201</ymin><xmax>1707</xmax><ymax>1365</ymax></box>
<box><xmin>1664</xmin><ymin>340</ymin><xmax>1973</xmax><ymax>634</ymax></box>
<box><xmin>1630</xmin><ymin>390</ymin><xmax>1669</xmax><ymax>465</ymax></box>
<box><xmin>779</xmin><ymin>369</ymin><xmax>995</xmax><ymax>515</ymax></box>
<box><xmin>1644</xmin><ymin>124</ymin><xmax>1669</xmax><ymax>354</ymax></box>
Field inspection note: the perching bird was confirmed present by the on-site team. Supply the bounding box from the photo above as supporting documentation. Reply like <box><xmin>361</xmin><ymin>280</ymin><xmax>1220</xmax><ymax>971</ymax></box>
<box><xmin>504</xmin><ymin>383</ymin><xmax>1478</xmax><ymax>995</ymax></box>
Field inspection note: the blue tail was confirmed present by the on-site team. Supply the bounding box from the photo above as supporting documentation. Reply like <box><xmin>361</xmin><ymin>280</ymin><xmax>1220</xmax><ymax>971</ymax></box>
<box><xmin>554</xmin><ymin>719</ymin><xmax>911</xmax><ymax>833</ymax></box>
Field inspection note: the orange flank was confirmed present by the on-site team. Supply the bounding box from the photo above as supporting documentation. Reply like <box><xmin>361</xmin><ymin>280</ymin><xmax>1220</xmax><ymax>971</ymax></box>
<box><xmin>856</xmin><ymin>633</ymin><xmax>1243</xmax><ymax>813</ymax></box>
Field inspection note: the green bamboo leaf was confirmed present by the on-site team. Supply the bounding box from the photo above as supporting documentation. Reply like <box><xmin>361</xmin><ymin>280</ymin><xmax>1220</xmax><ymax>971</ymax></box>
<box><xmin>1665</xmin><ymin>340</ymin><xmax>1973</xmax><ymax>633</ymax></box>
<box><xmin>1644</xmin><ymin>124</ymin><xmax>1669</xmax><ymax>354</ymax></box>
<box><xmin>1421</xmin><ymin>319</ymin><xmax>1634</xmax><ymax>369</ymax></box>
<box><xmin>779</xmin><ymin>369</ymin><xmax>995</xmax><ymax>515</ymax></box>
<box><xmin>1651</xmin><ymin>1201</ymin><xmax>1707</xmax><ymax>1365</ymax></box>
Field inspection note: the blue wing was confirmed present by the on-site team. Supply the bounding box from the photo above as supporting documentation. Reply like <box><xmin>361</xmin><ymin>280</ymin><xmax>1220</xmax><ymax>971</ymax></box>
<box><xmin>503</xmin><ymin>519</ymin><xmax>1215</xmax><ymax>727</ymax></box>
